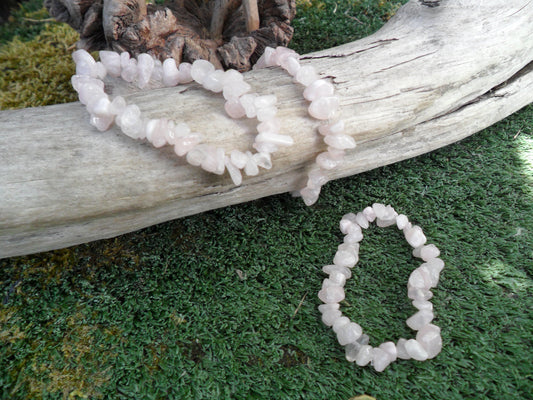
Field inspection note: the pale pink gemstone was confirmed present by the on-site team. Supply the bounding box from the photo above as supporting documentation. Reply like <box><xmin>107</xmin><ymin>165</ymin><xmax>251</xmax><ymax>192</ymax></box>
<box><xmin>322</xmin><ymin>264</ymin><xmax>352</xmax><ymax>279</ymax></box>
<box><xmin>416</xmin><ymin>324</ymin><xmax>442</xmax><ymax>359</ymax></box>
<box><xmin>162</xmin><ymin>58</ymin><xmax>180</xmax><ymax>87</ymax></box>
<box><xmin>201</xmin><ymin>146</ymin><xmax>225</xmax><ymax>175</ymax></box>
<box><xmin>222</xmin><ymin>80</ymin><xmax>251</xmax><ymax>100</ymax></box>
<box><xmin>306</xmin><ymin>169</ymin><xmax>329</xmax><ymax>189</ymax></box>
<box><xmin>406</xmin><ymin>309</ymin><xmax>434</xmax><ymax>330</ymax></box>
<box><xmin>253</xmin><ymin>46</ymin><xmax>276</xmax><ymax>69</ymax></box>
<box><xmin>110</xmin><ymin>96</ymin><xmax>127</xmax><ymax>115</ymax></box>
<box><xmin>145</xmin><ymin>119</ymin><xmax>167</xmax><ymax>148</ymax></box>
<box><xmin>256</xmin><ymin>106</ymin><xmax>277</xmax><ymax>122</ymax></box>
<box><xmin>332</xmin><ymin>316</ymin><xmax>350</xmax><ymax>333</ymax></box>
<box><xmin>408</xmin><ymin>267</ymin><xmax>432</xmax><ymax>291</ymax></box>
<box><xmin>151</xmin><ymin>59</ymin><xmax>163</xmax><ymax>83</ymax></box>
<box><xmin>303</xmin><ymin>79</ymin><xmax>335</xmax><ymax>101</ymax></box>
<box><xmin>300</xmin><ymin>186</ymin><xmax>321</xmax><ymax>206</ymax></box>
<box><xmin>257</xmin><ymin>119</ymin><xmax>281</xmax><ymax>133</ymax></box>
<box><xmin>94</xmin><ymin>62</ymin><xmax>107</xmax><ymax>79</ymax></box>
<box><xmin>253</xmin><ymin>142</ymin><xmax>278</xmax><ymax>154</ymax></box>
<box><xmin>120</xmin><ymin>51</ymin><xmax>130</xmax><ymax>67</ymax></box>
<box><xmin>420</xmin><ymin>244</ymin><xmax>441</xmax><ymax>261</ymax></box>
<box><xmin>272</xmin><ymin>46</ymin><xmax>298</xmax><ymax>66</ymax></box>
<box><xmin>223</xmin><ymin>69</ymin><xmax>244</xmax><ymax>84</ymax></box>
<box><xmin>308</xmin><ymin>97</ymin><xmax>339</xmax><ymax>120</ymax></box>
<box><xmin>318</xmin><ymin>285</ymin><xmax>345</xmax><ymax>304</ymax></box>
<box><xmin>244</xmin><ymin>154</ymin><xmax>259</xmax><ymax>176</ymax></box>
<box><xmin>77</xmin><ymin>82</ymin><xmax>105</xmax><ymax>105</ymax></box>
<box><xmin>239</xmin><ymin>94</ymin><xmax>258</xmax><ymax>118</ymax></box>
<box><xmin>71</xmin><ymin>75</ymin><xmax>103</xmax><ymax>92</ymax></box>
<box><xmin>328</xmin><ymin>271</ymin><xmax>347</xmax><ymax>286</ymax></box>
<box><xmin>355</xmin><ymin>345</ymin><xmax>373</xmax><ymax>366</ymax></box>
<box><xmin>344</xmin><ymin>231</ymin><xmax>363</xmax><ymax>244</ymax></box>
<box><xmin>174</xmin><ymin>133</ymin><xmax>201</xmax><ymax>157</ymax></box>
<box><xmin>230</xmin><ymin>150</ymin><xmax>248</xmax><ymax>169</ymax></box>
<box><xmin>372</xmin><ymin>348</ymin><xmax>392</xmax><ymax>372</ymax></box>
<box><xmin>282</xmin><ymin>56</ymin><xmax>301</xmax><ymax>76</ymax></box>
<box><xmin>202</xmin><ymin>69</ymin><xmax>225</xmax><ymax>93</ymax></box>
<box><xmin>178</xmin><ymin>63</ymin><xmax>193</xmax><ymax>83</ymax></box>
<box><xmin>408</xmin><ymin>286</ymin><xmax>433</xmax><ymax>301</ymax></box>
<box><xmin>321</xmin><ymin>309</ymin><xmax>342</xmax><ymax>326</ymax></box>
<box><xmin>224</xmin><ymin>99</ymin><xmax>246</xmax><ymax>119</ymax></box>
<box><xmin>121</xmin><ymin>58</ymin><xmax>138</xmax><ymax>83</ymax></box>
<box><xmin>324</xmin><ymin>134</ymin><xmax>356</xmax><ymax>150</ymax></box>
<box><xmin>99</xmin><ymin>50</ymin><xmax>121</xmax><ymax>77</ymax></box>
<box><xmin>295</xmin><ymin>65</ymin><xmax>319</xmax><ymax>86</ymax></box>
<box><xmin>355</xmin><ymin>212</ymin><xmax>369</xmax><ymax>229</ymax></box>
<box><xmin>89</xmin><ymin>115</ymin><xmax>114</xmax><ymax>132</ymax></box>
<box><xmin>186</xmin><ymin>145</ymin><xmax>207</xmax><ymax>166</ymax></box>
<box><xmin>337</xmin><ymin>322</ymin><xmax>362</xmax><ymax>346</ymax></box>
<box><xmin>116</xmin><ymin>104</ymin><xmax>143</xmax><ymax>138</ymax></box>
<box><xmin>396</xmin><ymin>338</ymin><xmax>411</xmax><ymax>360</ymax></box>
<box><xmin>333</xmin><ymin>249</ymin><xmax>357</xmax><ymax>268</ymax></box>
<box><xmin>255</xmin><ymin>132</ymin><xmax>294</xmax><ymax>146</ymax></box>
<box><xmin>254</xmin><ymin>95</ymin><xmax>277</xmax><ymax>109</ymax></box>
<box><xmin>412</xmin><ymin>299</ymin><xmax>433</xmax><ymax>311</ymax></box>
<box><xmin>86</xmin><ymin>94</ymin><xmax>109</xmax><ymax>115</ymax></box>
<box><xmin>318</xmin><ymin>302</ymin><xmax>340</xmax><ymax>314</ymax></box>
<box><xmin>318</xmin><ymin>120</ymin><xmax>345</xmax><ymax>136</ymax></box>
<box><xmin>73</xmin><ymin>49</ymin><xmax>96</xmax><ymax>76</ymax></box>
<box><xmin>191</xmin><ymin>59</ymin><xmax>215</xmax><ymax>84</ymax></box>
<box><xmin>396</xmin><ymin>214</ymin><xmax>409</xmax><ymax>230</ymax></box>
<box><xmin>376</xmin><ymin>218</ymin><xmax>397</xmax><ymax>228</ymax></box>
<box><xmin>379</xmin><ymin>341</ymin><xmax>398</xmax><ymax>363</ymax></box>
<box><xmin>363</xmin><ymin>206</ymin><xmax>376</xmax><ymax>222</ymax></box>
<box><xmin>405</xmin><ymin>339</ymin><xmax>429</xmax><ymax>361</ymax></box>
<box><xmin>253</xmin><ymin>152</ymin><xmax>272</xmax><ymax>169</ymax></box>
<box><xmin>136</xmin><ymin>53</ymin><xmax>154</xmax><ymax>89</ymax></box>
<box><xmin>405</xmin><ymin>225</ymin><xmax>427</xmax><ymax>248</ymax></box>
<box><xmin>316</xmin><ymin>152</ymin><xmax>341</xmax><ymax>170</ymax></box>
<box><xmin>224</xmin><ymin>156</ymin><xmax>243</xmax><ymax>186</ymax></box>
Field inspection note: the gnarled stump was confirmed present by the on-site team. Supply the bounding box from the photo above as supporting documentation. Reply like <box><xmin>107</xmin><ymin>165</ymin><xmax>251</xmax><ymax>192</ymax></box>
<box><xmin>44</xmin><ymin>0</ymin><xmax>295</xmax><ymax>71</ymax></box>
<box><xmin>1</xmin><ymin>0</ymin><xmax>532</xmax><ymax>258</ymax></box>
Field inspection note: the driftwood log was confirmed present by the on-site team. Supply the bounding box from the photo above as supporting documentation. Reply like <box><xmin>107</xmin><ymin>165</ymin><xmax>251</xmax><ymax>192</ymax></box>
<box><xmin>1</xmin><ymin>0</ymin><xmax>532</xmax><ymax>258</ymax></box>
<box><xmin>44</xmin><ymin>0</ymin><xmax>295</xmax><ymax>71</ymax></box>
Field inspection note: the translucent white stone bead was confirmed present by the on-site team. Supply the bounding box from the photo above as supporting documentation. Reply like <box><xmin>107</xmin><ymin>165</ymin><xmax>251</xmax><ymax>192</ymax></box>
<box><xmin>324</xmin><ymin>134</ymin><xmax>356</xmax><ymax>150</ymax></box>
<box><xmin>322</xmin><ymin>264</ymin><xmax>352</xmax><ymax>279</ymax></box>
<box><xmin>86</xmin><ymin>94</ymin><xmax>109</xmax><ymax>115</ymax></box>
<box><xmin>223</xmin><ymin>69</ymin><xmax>244</xmax><ymax>84</ymax></box>
<box><xmin>333</xmin><ymin>248</ymin><xmax>358</xmax><ymax>268</ymax></box>
<box><xmin>73</xmin><ymin>49</ymin><xmax>96</xmax><ymax>76</ymax></box>
<box><xmin>321</xmin><ymin>309</ymin><xmax>342</xmax><ymax>327</ymax></box>
<box><xmin>282</xmin><ymin>56</ymin><xmax>301</xmax><ymax>76</ymax></box>
<box><xmin>256</xmin><ymin>132</ymin><xmax>294</xmax><ymax>146</ymax></box>
<box><xmin>344</xmin><ymin>231</ymin><xmax>363</xmax><ymax>244</ymax></box>
<box><xmin>396</xmin><ymin>214</ymin><xmax>409</xmax><ymax>230</ymax></box>
<box><xmin>339</xmin><ymin>213</ymin><xmax>359</xmax><ymax>234</ymax></box>
<box><xmin>253</xmin><ymin>142</ymin><xmax>278</xmax><ymax>154</ymax></box>
<box><xmin>178</xmin><ymin>62</ymin><xmax>193</xmax><ymax>83</ymax></box>
<box><xmin>308</xmin><ymin>96</ymin><xmax>340</xmax><ymax>120</ymax></box>
<box><xmin>173</xmin><ymin>122</ymin><xmax>191</xmax><ymax>137</ymax></box>
<box><xmin>224</xmin><ymin>156</ymin><xmax>242</xmax><ymax>186</ymax></box>
<box><xmin>253</xmin><ymin>46</ymin><xmax>276</xmax><ymax>69</ymax></box>
<box><xmin>412</xmin><ymin>299</ymin><xmax>433</xmax><ymax>311</ymax></box>
<box><xmin>254</xmin><ymin>95</ymin><xmax>277</xmax><ymax>109</ymax></box>
<box><xmin>337</xmin><ymin>322</ymin><xmax>362</xmax><ymax>346</ymax></box>
<box><xmin>318</xmin><ymin>120</ymin><xmax>345</xmax><ymax>136</ymax></box>
<box><xmin>89</xmin><ymin>115</ymin><xmax>114</xmax><ymax>132</ymax></box>
<box><xmin>379</xmin><ymin>341</ymin><xmax>397</xmax><ymax>363</ymax></box>
<box><xmin>408</xmin><ymin>286</ymin><xmax>433</xmax><ymax>301</ymax></box>
<box><xmin>408</xmin><ymin>267</ymin><xmax>432</xmax><ymax>291</ymax></box>
<box><xmin>295</xmin><ymin>65</ymin><xmax>319</xmax><ymax>86</ymax></box>
<box><xmin>300</xmin><ymin>186</ymin><xmax>321</xmax><ymax>206</ymax></box>
<box><xmin>257</xmin><ymin>119</ymin><xmax>281</xmax><ymax>133</ymax></box>
<box><xmin>94</xmin><ymin>62</ymin><xmax>107</xmax><ymax>79</ymax></box>
<box><xmin>272</xmin><ymin>46</ymin><xmax>298</xmax><ymax>66</ymax></box>
<box><xmin>363</xmin><ymin>206</ymin><xmax>376</xmax><ymax>222</ymax></box>
<box><xmin>244</xmin><ymin>154</ymin><xmax>259</xmax><ymax>176</ymax></box>
<box><xmin>318</xmin><ymin>302</ymin><xmax>340</xmax><ymax>314</ymax></box>
<box><xmin>99</xmin><ymin>50</ymin><xmax>121</xmax><ymax>77</ymax></box>
<box><xmin>396</xmin><ymin>338</ymin><xmax>411</xmax><ymax>360</ymax></box>
<box><xmin>416</xmin><ymin>244</ymin><xmax>441</xmax><ymax>261</ymax></box>
<box><xmin>332</xmin><ymin>316</ymin><xmax>350</xmax><ymax>333</ymax></box>
<box><xmin>230</xmin><ymin>150</ymin><xmax>248</xmax><ymax>169</ymax></box>
<box><xmin>162</xmin><ymin>58</ymin><xmax>180</xmax><ymax>87</ymax></box>
<box><xmin>144</xmin><ymin>119</ymin><xmax>167</xmax><ymax>148</ymax></box>
<box><xmin>372</xmin><ymin>348</ymin><xmax>392</xmax><ymax>372</ymax></box>
<box><xmin>120</xmin><ymin>57</ymin><xmax>138</xmax><ymax>83</ymax></box>
<box><xmin>201</xmin><ymin>146</ymin><xmax>225</xmax><ymax>175</ymax></box>
<box><xmin>318</xmin><ymin>285</ymin><xmax>345</xmax><ymax>304</ymax></box>
<box><xmin>405</xmin><ymin>225</ymin><xmax>427</xmax><ymax>248</ymax></box>
<box><xmin>202</xmin><ymin>69</ymin><xmax>225</xmax><ymax>93</ymax></box>
<box><xmin>328</xmin><ymin>271</ymin><xmax>347</xmax><ymax>287</ymax></box>
<box><xmin>224</xmin><ymin>99</ymin><xmax>246</xmax><ymax>119</ymax></box>
<box><xmin>303</xmin><ymin>79</ymin><xmax>335</xmax><ymax>101</ymax></box>
<box><xmin>354</xmin><ymin>212</ymin><xmax>369</xmax><ymax>229</ymax></box>
<box><xmin>137</xmin><ymin>53</ymin><xmax>154</xmax><ymax>89</ymax></box>
<box><xmin>405</xmin><ymin>339</ymin><xmax>429</xmax><ymax>361</ymax></box>
<box><xmin>120</xmin><ymin>51</ymin><xmax>130</xmax><ymax>67</ymax></box>
<box><xmin>416</xmin><ymin>324</ymin><xmax>442</xmax><ymax>359</ymax></box>
<box><xmin>186</xmin><ymin>145</ymin><xmax>207</xmax><ymax>166</ymax></box>
<box><xmin>151</xmin><ymin>59</ymin><xmax>163</xmax><ymax>83</ymax></box>
<box><xmin>71</xmin><ymin>75</ymin><xmax>104</xmax><ymax>92</ymax></box>
<box><xmin>115</xmin><ymin>104</ymin><xmax>143</xmax><ymax>139</ymax></box>
<box><xmin>191</xmin><ymin>59</ymin><xmax>215</xmax><ymax>84</ymax></box>
<box><xmin>406</xmin><ymin>309</ymin><xmax>434</xmax><ymax>330</ymax></box>
<box><xmin>76</xmin><ymin>82</ymin><xmax>105</xmax><ymax>105</ymax></box>
<box><xmin>355</xmin><ymin>345</ymin><xmax>373</xmax><ymax>366</ymax></box>
<box><xmin>256</xmin><ymin>106</ymin><xmax>277</xmax><ymax>122</ymax></box>
<box><xmin>253</xmin><ymin>152</ymin><xmax>272</xmax><ymax>169</ymax></box>
<box><xmin>306</xmin><ymin>169</ymin><xmax>329</xmax><ymax>189</ymax></box>
<box><xmin>174</xmin><ymin>133</ymin><xmax>202</xmax><ymax>157</ymax></box>
<box><xmin>316</xmin><ymin>152</ymin><xmax>341</xmax><ymax>170</ymax></box>
<box><xmin>223</xmin><ymin>80</ymin><xmax>251</xmax><ymax>100</ymax></box>
<box><xmin>239</xmin><ymin>94</ymin><xmax>258</xmax><ymax>118</ymax></box>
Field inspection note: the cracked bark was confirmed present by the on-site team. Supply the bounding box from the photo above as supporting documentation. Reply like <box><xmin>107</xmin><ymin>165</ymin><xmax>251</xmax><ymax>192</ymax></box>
<box><xmin>1</xmin><ymin>0</ymin><xmax>532</xmax><ymax>257</ymax></box>
<box><xmin>44</xmin><ymin>0</ymin><xmax>295</xmax><ymax>71</ymax></box>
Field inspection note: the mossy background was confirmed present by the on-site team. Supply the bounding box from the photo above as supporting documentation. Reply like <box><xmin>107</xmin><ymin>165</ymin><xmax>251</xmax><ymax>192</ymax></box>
<box><xmin>1</xmin><ymin>1</ymin><xmax>532</xmax><ymax>399</ymax></box>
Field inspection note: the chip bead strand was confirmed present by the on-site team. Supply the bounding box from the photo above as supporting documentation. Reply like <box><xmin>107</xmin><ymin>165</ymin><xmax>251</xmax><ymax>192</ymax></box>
<box><xmin>318</xmin><ymin>203</ymin><xmax>444</xmax><ymax>372</ymax></box>
<box><xmin>71</xmin><ymin>49</ymin><xmax>295</xmax><ymax>186</ymax></box>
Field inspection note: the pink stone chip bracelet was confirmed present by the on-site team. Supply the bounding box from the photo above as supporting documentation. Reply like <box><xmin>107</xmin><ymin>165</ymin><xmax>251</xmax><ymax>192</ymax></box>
<box><xmin>318</xmin><ymin>203</ymin><xmax>444</xmax><ymax>372</ymax></box>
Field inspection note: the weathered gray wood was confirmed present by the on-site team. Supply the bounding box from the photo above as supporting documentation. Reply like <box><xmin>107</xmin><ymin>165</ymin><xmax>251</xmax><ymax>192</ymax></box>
<box><xmin>1</xmin><ymin>0</ymin><xmax>532</xmax><ymax>258</ymax></box>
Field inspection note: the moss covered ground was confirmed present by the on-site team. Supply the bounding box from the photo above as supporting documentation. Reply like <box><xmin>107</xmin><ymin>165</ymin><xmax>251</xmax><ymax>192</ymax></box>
<box><xmin>1</xmin><ymin>1</ymin><xmax>532</xmax><ymax>399</ymax></box>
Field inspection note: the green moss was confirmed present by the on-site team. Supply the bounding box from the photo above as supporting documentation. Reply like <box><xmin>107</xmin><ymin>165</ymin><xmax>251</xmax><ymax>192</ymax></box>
<box><xmin>0</xmin><ymin>23</ymin><xmax>79</xmax><ymax>110</ymax></box>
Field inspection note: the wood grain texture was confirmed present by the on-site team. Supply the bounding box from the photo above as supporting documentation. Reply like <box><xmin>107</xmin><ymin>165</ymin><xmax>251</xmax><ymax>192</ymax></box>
<box><xmin>1</xmin><ymin>0</ymin><xmax>532</xmax><ymax>258</ymax></box>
